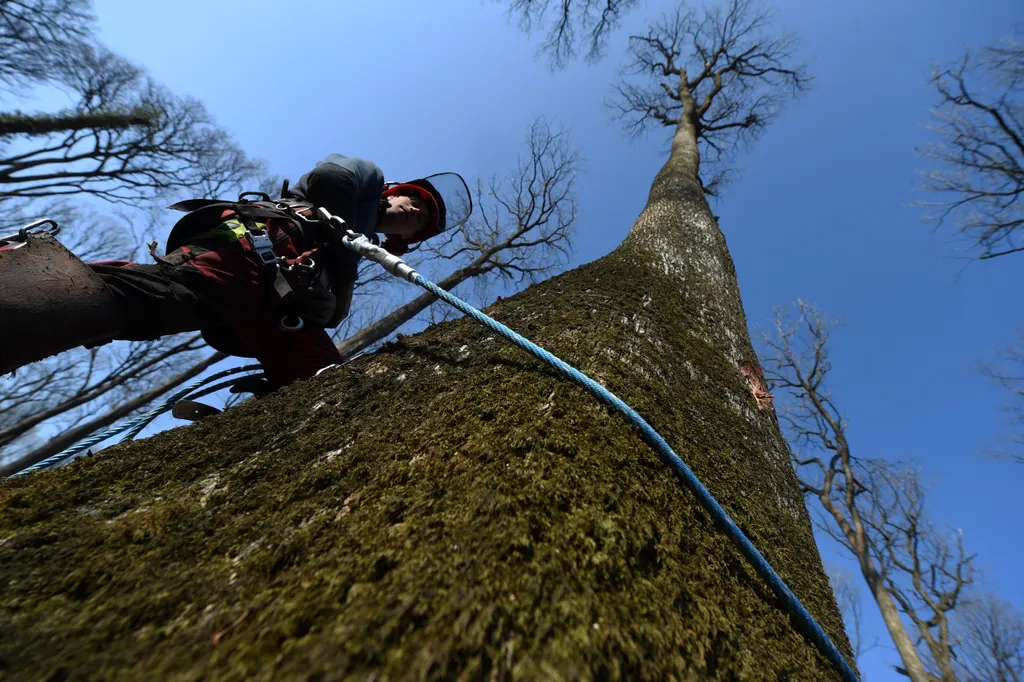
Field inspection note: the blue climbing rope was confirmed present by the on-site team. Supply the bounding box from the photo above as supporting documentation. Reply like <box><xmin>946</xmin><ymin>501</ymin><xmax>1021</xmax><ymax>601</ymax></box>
<box><xmin>116</xmin><ymin>375</ymin><xmax>258</xmax><ymax>443</ymax></box>
<box><xmin>11</xmin><ymin>364</ymin><xmax>262</xmax><ymax>477</ymax></box>
<box><xmin>340</xmin><ymin>227</ymin><xmax>859</xmax><ymax>682</ymax></box>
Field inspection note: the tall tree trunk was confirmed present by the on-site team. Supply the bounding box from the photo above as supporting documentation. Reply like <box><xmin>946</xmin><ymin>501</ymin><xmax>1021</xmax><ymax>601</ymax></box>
<box><xmin>0</xmin><ymin>123</ymin><xmax>853</xmax><ymax>679</ymax></box>
<box><xmin>865</xmin><ymin>569</ymin><xmax>932</xmax><ymax>681</ymax></box>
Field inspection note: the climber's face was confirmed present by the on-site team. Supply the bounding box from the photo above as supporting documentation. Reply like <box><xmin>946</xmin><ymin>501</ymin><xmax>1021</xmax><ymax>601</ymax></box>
<box><xmin>378</xmin><ymin>192</ymin><xmax>432</xmax><ymax>237</ymax></box>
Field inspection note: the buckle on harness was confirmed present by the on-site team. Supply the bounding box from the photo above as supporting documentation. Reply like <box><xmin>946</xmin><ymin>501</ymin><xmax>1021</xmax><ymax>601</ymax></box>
<box><xmin>246</xmin><ymin>229</ymin><xmax>278</xmax><ymax>266</ymax></box>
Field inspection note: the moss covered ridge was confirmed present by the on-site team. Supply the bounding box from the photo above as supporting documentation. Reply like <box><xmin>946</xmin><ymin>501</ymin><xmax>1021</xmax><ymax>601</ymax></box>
<box><xmin>0</xmin><ymin>248</ymin><xmax>852</xmax><ymax>681</ymax></box>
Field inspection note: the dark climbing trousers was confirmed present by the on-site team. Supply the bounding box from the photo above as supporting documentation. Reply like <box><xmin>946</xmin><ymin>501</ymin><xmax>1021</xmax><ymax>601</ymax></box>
<box><xmin>90</xmin><ymin>239</ymin><xmax>342</xmax><ymax>388</ymax></box>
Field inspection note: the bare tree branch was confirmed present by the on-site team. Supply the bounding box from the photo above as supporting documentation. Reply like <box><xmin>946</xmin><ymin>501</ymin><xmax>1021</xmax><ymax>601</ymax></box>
<box><xmin>610</xmin><ymin>0</ymin><xmax>811</xmax><ymax>194</ymax></box>
<box><xmin>502</xmin><ymin>0</ymin><xmax>639</xmax><ymax>68</ymax></box>
<box><xmin>979</xmin><ymin>329</ymin><xmax>1024</xmax><ymax>463</ymax></box>
<box><xmin>828</xmin><ymin>565</ymin><xmax>881</xmax><ymax>666</ymax></box>
<box><xmin>337</xmin><ymin>118</ymin><xmax>578</xmax><ymax>359</ymax></box>
<box><xmin>0</xmin><ymin>0</ymin><xmax>93</xmax><ymax>92</ymax></box>
<box><xmin>0</xmin><ymin>44</ymin><xmax>264</xmax><ymax>205</ymax></box>
<box><xmin>0</xmin><ymin>349</ymin><xmax>228</xmax><ymax>477</ymax></box>
<box><xmin>0</xmin><ymin>333</ymin><xmax>205</xmax><ymax>449</ymax></box>
<box><xmin>0</xmin><ymin>109</ymin><xmax>156</xmax><ymax>136</ymax></box>
<box><xmin>917</xmin><ymin>28</ymin><xmax>1024</xmax><ymax>260</ymax></box>
<box><xmin>952</xmin><ymin>593</ymin><xmax>1024</xmax><ymax>682</ymax></box>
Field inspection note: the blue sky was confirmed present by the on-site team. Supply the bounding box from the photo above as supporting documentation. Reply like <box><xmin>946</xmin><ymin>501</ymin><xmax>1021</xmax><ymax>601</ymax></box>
<box><xmin>83</xmin><ymin>0</ymin><xmax>1024</xmax><ymax>678</ymax></box>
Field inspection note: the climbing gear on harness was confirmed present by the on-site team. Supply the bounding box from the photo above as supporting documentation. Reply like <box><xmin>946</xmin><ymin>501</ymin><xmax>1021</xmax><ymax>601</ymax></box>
<box><xmin>319</xmin><ymin>206</ymin><xmax>860</xmax><ymax>682</ymax></box>
<box><xmin>166</xmin><ymin>192</ymin><xmax>347</xmax><ymax>332</ymax></box>
<box><xmin>0</xmin><ymin>223</ymin><xmax>124</xmax><ymax>376</ymax></box>
<box><xmin>0</xmin><ymin>218</ymin><xmax>60</xmax><ymax>245</ymax></box>
<box><xmin>381</xmin><ymin>172</ymin><xmax>473</xmax><ymax>256</ymax></box>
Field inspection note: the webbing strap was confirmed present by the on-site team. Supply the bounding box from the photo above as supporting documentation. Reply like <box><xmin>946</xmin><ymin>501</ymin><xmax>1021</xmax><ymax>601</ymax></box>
<box><xmin>233</xmin><ymin>207</ymin><xmax>293</xmax><ymax>305</ymax></box>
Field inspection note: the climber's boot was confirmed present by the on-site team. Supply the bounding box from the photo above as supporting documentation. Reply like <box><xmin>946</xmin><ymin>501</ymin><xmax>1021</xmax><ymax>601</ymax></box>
<box><xmin>0</xmin><ymin>233</ymin><xmax>124</xmax><ymax>375</ymax></box>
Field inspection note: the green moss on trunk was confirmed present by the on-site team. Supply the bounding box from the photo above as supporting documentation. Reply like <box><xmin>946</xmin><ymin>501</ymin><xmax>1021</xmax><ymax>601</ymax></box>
<box><xmin>1</xmin><ymin>248</ymin><xmax>852</xmax><ymax>680</ymax></box>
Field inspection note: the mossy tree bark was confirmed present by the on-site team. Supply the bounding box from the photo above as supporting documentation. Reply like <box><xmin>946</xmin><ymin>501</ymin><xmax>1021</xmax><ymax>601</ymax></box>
<box><xmin>0</xmin><ymin>123</ymin><xmax>853</xmax><ymax>682</ymax></box>
<box><xmin>0</xmin><ymin>152</ymin><xmax>852</xmax><ymax>679</ymax></box>
<box><xmin>0</xmin><ymin>2</ymin><xmax>854</xmax><ymax>679</ymax></box>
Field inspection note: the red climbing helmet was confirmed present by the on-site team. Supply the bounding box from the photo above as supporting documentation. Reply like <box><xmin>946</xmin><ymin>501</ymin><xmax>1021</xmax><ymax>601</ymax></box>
<box><xmin>381</xmin><ymin>172</ymin><xmax>472</xmax><ymax>255</ymax></box>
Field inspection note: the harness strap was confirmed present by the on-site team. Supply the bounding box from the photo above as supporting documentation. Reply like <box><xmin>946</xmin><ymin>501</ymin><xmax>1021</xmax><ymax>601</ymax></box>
<box><xmin>167</xmin><ymin>198</ymin><xmax>225</xmax><ymax>213</ymax></box>
<box><xmin>233</xmin><ymin>206</ymin><xmax>294</xmax><ymax>305</ymax></box>
<box><xmin>273</xmin><ymin>197</ymin><xmax>314</xmax><ymax>213</ymax></box>
<box><xmin>169</xmin><ymin>200</ymin><xmax>303</xmax><ymax>223</ymax></box>
<box><xmin>165</xmin><ymin>195</ymin><xmax>346</xmax><ymax>328</ymax></box>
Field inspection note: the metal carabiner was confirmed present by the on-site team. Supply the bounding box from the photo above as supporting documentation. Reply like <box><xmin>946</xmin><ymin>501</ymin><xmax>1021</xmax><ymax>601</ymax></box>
<box><xmin>19</xmin><ymin>218</ymin><xmax>61</xmax><ymax>240</ymax></box>
<box><xmin>238</xmin><ymin>191</ymin><xmax>272</xmax><ymax>203</ymax></box>
<box><xmin>0</xmin><ymin>218</ymin><xmax>61</xmax><ymax>248</ymax></box>
<box><xmin>283</xmin><ymin>258</ymin><xmax>318</xmax><ymax>288</ymax></box>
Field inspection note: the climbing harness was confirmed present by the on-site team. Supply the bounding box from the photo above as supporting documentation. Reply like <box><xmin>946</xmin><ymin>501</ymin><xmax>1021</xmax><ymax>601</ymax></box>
<box><xmin>165</xmin><ymin>189</ymin><xmax>346</xmax><ymax>332</ymax></box>
<box><xmin>322</xmin><ymin>207</ymin><xmax>860</xmax><ymax>682</ymax></box>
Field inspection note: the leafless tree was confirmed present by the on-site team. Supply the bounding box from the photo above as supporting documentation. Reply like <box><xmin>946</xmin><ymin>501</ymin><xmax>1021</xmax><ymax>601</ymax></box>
<box><xmin>611</xmin><ymin>0</ymin><xmax>810</xmax><ymax>195</ymax></box>
<box><xmin>760</xmin><ymin>301</ymin><xmax>976</xmax><ymax>682</ymax></box>
<box><xmin>952</xmin><ymin>592</ymin><xmax>1024</xmax><ymax>682</ymax></box>
<box><xmin>828</xmin><ymin>566</ymin><xmax>873</xmax><ymax>665</ymax></box>
<box><xmin>0</xmin><ymin>5</ymin><xmax>264</xmax><ymax>471</ymax></box>
<box><xmin>0</xmin><ymin>334</ymin><xmax>207</xmax><ymax>449</ymax></box>
<box><xmin>336</xmin><ymin>118</ymin><xmax>578</xmax><ymax>360</ymax></box>
<box><xmin>502</xmin><ymin>0</ymin><xmax>640</xmax><ymax>68</ymax></box>
<box><xmin>917</xmin><ymin>28</ymin><xmax>1024</xmax><ymax>260</ymax></box>
<box><xmin>1</xmin><ymin>45</ymin><xmax>262</xmax><ymax>205</ymax></box>
<box><xmin>0</xmin><ymin>346</ymin><xmax>226</xmax><ymax>477</ymax></box>
<box><xmin>979</xmin><ymin>330</ymin><xmax>1024</xmax><ymax>463</ymax></box>
<box><xmin>0</xmin><ymin>0</ymin><xmax>93</xmax><ymax>92</ymax></box>
<box><xmin>0</xmin><ymin>0</ymin><xmax>159</xmax><ymax>139</ymax></box>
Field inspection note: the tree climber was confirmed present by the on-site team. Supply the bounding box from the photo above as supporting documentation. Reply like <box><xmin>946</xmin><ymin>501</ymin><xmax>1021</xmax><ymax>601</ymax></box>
<box><xmin>0</xmin><ymin>154</ymin><xmax>471</xmax><ymax>389</ymax></box>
